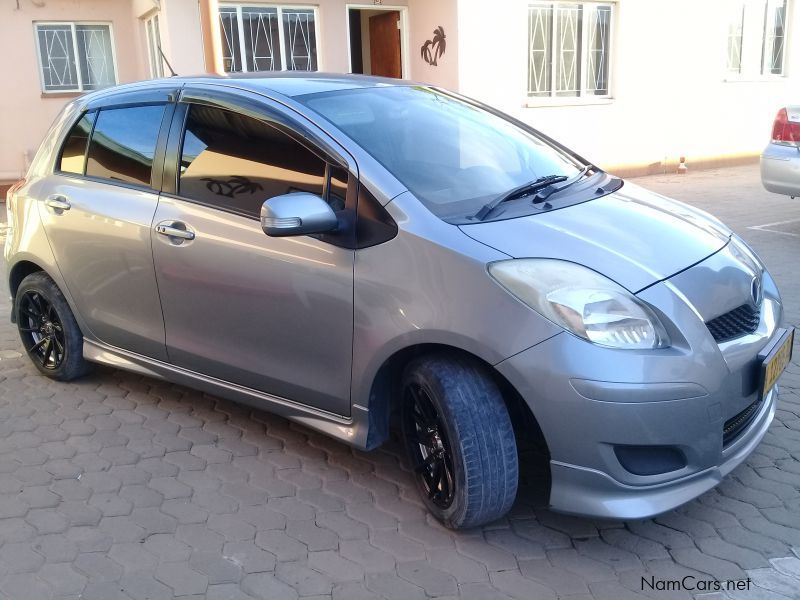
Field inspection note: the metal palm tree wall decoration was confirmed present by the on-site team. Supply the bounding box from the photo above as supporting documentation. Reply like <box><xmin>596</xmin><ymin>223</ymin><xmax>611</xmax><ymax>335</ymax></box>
<box><xmin>421</xmin><ymin>26</ymin><xmax>446</xmax><ymax>66</ymax></box>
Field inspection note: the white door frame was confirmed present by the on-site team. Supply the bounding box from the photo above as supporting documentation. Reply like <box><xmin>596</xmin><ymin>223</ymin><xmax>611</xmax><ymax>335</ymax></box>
<box><xmin>345</xmin><ymin>4</ymin><xmax>410</xmax><ymax>79</ymax></box>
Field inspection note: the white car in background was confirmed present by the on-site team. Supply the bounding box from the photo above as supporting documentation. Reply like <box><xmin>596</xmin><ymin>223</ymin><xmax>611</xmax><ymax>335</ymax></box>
<box><xmin>761</xmin><ymin>106</ymin><xmax>800</xmax><ymax>198</ymax></box>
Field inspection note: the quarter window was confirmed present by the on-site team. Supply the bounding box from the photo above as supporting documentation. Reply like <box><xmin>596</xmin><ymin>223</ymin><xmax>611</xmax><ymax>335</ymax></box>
<box><xmin>178</xmin><ymin>104</ymin><xmax>326</xmax><ymax>218</ymax></box>
<box><xmin>35</xmin><ymin>22</ymin><xmax>117</xmax><ymax>92</ymax></box>
<box><xmin>58</xmin><ymin>111</ymin><xmax>96</xmax><ymax>175</ymax></box>
<box><xmin>218</xmin><ymin>5</ymin><xmax>318</xmax><ymax>73</ymax></box>
<box><xmin>85</xmin><ymin>105</ymin><xmax>166</xmax><ymax>187</ymax></box>
<box><xmin>527</xmin><ymin>2</ymin><xmax>613</xmax><ymax>98</ymax></box>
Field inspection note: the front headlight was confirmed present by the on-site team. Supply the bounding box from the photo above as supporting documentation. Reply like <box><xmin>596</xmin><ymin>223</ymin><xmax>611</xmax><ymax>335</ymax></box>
<box><xmin>488</xmin><ymin>259</ymin><xmax>670</xmax><ymax>349</ymax></box>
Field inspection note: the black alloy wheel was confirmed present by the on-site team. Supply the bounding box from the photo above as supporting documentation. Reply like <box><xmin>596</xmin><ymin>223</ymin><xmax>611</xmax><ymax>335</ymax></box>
<box><xmin>14</xmin><ymin>271</ymin><xmax>91</xmax><ymax>381</ymax></box>
<box><xmin>405</xmin><ymin>382</ymin><xmax>456</xmax><ymax>508</ymax></box>
<box><xmin>18</xmin><ymin>290</ymin><xmax>66</xmax><ymax>370</ymax></box>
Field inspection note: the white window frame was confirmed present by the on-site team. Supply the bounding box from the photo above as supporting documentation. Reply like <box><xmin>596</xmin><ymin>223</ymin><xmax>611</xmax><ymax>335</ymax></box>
<box><xmin>33</xmin><ymin>21</ymin><xmax>119</xmax><ymax>94</ymax></box>
<box><xmin>344</xmin><ymin>3</ymin><xmax>411</xmax><ymax>79</ymax></box>
<box><xmin>144</xmin><ymin>13</ymin><xmax>164</xmax><ymax>79</ymax></box>
<box><xmin>218</xmin><ymin>4</ymin><xmax>321</xmax><ymax>73</ymax></box>
<box><xmin>724</xmin><ymin>0</ymin><xmax>790</xmax><ymax>81</ymax></box>
<box><xmin>526</xmin><ymin>1</ymin><xmax>616</xmax><ymax>106</ymax></box>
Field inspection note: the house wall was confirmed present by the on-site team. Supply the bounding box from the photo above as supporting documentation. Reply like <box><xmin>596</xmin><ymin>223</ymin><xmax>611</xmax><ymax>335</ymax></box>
<box><xmin>408</xmin><ymin>0</ymin><xmax>459</xmax><ymax>89</ymax></box>
<box><xmin>154</xmin><ymin>0</ymin><xmax>206</xmax><ymax>75</ymax></box>
<box><xmin>0</xmin><ymin>0</ymin><xmax>147</xmax><ymax>182</ymax></box>
<box><xmin>4</xmin><ymin>0</ymin><xmax>793</xmax><ymax>183</ymax></box>
<box><xmin>457</xmin><ymin>0</ymin><xmax>800</xmax><ymax>174</ymax></box>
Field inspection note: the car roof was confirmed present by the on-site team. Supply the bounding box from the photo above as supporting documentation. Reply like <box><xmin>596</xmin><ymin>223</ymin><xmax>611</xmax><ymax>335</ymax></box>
<box><xmin>81</xmin><ymin>72</ymin><xmax>418</xmax><ymax>104</ymax></box>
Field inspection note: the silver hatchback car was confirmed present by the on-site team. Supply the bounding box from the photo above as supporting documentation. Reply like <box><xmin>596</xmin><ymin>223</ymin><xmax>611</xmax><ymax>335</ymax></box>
<box><xmin>4</xmin><ymin>74</ymin><xmax>793</xmax><ymax>529</ymax></box>
<box><xmin>761</xmin><ymin>105</ymin><xmax>800</xmax><ymax>198</ymax></box>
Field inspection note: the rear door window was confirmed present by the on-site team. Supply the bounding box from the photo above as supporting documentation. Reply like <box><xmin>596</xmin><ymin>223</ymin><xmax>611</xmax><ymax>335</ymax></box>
<box><xmin>58</xmin><ymin>111</ymin><xmax>96</xmax><ymax>174</ymax></box>
<box><xmin>86</xmin><ymin>104</ymin><xmax>166</xmax><ymax>187</ymax></box>
<box><xmin>177</xmin><ymin>104</ymin><xmax>326</xmax><ymax>218</ymax></box>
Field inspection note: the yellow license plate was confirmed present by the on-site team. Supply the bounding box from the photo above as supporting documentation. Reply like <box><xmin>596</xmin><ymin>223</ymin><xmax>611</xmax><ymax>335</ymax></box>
<box><xmin>761</xmin><ymin>328</ymin><xmax>794</xmax><ymax>397</ymax></box>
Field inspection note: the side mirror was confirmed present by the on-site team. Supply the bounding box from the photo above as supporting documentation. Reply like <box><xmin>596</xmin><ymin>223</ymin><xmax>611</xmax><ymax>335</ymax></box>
<box><xmin>260</xmin><ymin>192</ymin><xmax>338</xmax><ymax>237</ymax></box>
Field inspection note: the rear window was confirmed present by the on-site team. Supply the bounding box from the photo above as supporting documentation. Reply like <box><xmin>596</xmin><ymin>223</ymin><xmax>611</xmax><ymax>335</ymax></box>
<box><xmin>58</xmin><ymin>111</ymin><xmax>96</xmax><ymax>174</ymax></box>
<box><xmin>85</xmin><ymin>104</ymin><xmax>166</xmax><ymax>187</ymax></box>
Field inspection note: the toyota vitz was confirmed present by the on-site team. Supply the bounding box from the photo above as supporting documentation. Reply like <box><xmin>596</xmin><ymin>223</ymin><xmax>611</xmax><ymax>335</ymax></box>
<box><xmin>4</xmin><ymin>74</ymin><xmax>793</xmax><ymax>529</ymax></box>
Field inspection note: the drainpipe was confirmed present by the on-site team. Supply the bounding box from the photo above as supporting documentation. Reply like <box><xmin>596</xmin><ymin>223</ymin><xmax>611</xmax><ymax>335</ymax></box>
<box><xmin>198</xmin><ymin>0</ymin><xmax>224</xmax><ymax>75</ymax></box>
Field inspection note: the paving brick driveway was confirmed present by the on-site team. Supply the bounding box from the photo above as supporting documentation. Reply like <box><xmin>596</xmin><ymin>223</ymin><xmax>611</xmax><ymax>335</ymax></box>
<box><xmin>1</xmin><ymin>164</ymin><xmax>800</xmax><ymax>600</ymax></box>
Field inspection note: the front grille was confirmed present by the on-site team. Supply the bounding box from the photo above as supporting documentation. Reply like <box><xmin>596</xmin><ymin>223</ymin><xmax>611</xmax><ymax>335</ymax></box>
<box><xmin>723</xmin><ymin>398</ymin><xmax>762</xmax><ymax>446</ymax></box>
<box><xmin>706</xmin><ymin>304</ymin><xmax>760</xmax><ymax>343</ymax></box>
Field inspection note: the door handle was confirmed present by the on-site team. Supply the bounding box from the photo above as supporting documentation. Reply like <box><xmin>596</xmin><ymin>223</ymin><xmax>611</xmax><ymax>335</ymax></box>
<box><xmin>45</xmin><ymin>195</ymin><xmax>71</xmax><ymax>212</ymax></box>
<box><xmin>155</xmin><ymin>222</ymin><xmax>195</xmax><ymax>241</ymax></box>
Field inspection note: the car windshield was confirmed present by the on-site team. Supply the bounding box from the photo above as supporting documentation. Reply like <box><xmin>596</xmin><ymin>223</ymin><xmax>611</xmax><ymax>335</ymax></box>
<box><xmin>299</xmin><ymin>85</ymin><xmax>582</xmax><ymax>220</ymax></box>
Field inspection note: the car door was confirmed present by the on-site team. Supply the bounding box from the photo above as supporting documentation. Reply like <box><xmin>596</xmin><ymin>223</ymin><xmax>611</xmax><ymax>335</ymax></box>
<box><xmin>36</xmin><ymin>89</ymin><xmax>174</xmax><ymax>361</ymax></box>
<box><xmin>151</xmin><ymin>87</ymin><xmax>356</xmax><ymax>416</ymax></box>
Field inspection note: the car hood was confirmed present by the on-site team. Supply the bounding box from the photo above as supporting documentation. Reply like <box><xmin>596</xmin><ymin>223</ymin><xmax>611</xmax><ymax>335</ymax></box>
<box><xmin>459</xmin><ymin>181</ymin><xmax>731</xmax><ymax>292</ymax></box>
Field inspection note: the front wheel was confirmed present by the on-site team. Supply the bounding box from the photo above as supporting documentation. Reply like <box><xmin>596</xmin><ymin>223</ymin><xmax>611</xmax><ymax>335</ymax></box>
<box><xmin>401</xmin><ymin>354</ymin><xmax>518</xmax><ymax>529</ymax></box>
<box><xmin>15</xmin><ymin>272</ymin><xmax>91</xmax><ymax>381</ymax></box>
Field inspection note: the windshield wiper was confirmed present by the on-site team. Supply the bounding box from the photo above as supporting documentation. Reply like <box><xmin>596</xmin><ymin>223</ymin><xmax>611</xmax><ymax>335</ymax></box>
<box><xmin>531</xmin><ymin>164</ymin><xmax>594</xmax><ymax>203</ymax></box>
<box><xmin>474</xmin><ymin>174</ymin><xmax>568</xmax><ymax>221</ymax></box>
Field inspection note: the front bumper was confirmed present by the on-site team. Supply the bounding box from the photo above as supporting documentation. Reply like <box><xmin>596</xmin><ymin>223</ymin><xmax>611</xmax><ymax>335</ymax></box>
<box><xmin>495</xmin><ymin>267</ymin><xmax>784</xmax><ymax>520</ymax></box>
<box><xmin>549</xmin><ymin>386</ymin><xmax>775</xmax><ymax>519</ymax></box>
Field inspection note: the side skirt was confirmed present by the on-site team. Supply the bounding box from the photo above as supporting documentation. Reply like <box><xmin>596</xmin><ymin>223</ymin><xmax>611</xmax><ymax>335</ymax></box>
<box><xmin>83</xmin><ymin>338</ymin><xmax>371</xmax><ymax>449</ymax></box>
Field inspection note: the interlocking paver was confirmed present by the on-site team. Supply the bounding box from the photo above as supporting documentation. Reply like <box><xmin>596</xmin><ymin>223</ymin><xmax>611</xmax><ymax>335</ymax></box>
<box><xmin>161</xmin><ymin>498</ymin><xmax>210</xmax><ymax>524</ymax></box>
<box><xmin>695</xmin><ymin>536</ymin><xmax>771</xmax><ymax>570</ymax></box>
<box><xmin>255</xmin><ymin>530</ymin><xmax>308</xmax><ymax>562</ymax></box>
<box><xmin>222</xmin><ymin>541</ymin><xmax>276</xmax><ymax>574</ymax></box>
<box><xmin>32</xmin><ymin>533</ymin><xmax>79</xmax><ymax>562</ymax></box>
<box><xmin>119</xmin><ymin>573</ymin><xmax>173</xmax><ymax>600</ymax></box>
<box><xmin>484</xmin><ymin>528</ymin><xmax>546</xmax><ymax>560</ymax></box>
<box><xmin>241</xmin><ymin>572</ymin><xmax>299</xmax><ymax>600</ymax></box>
<box><xmin>2</xmin><ymin>164</ymin><xmax>800</xmax><ymax>597</ymax></box>
<box><xmin>397</xmin><ymin>559</ymin><xmax>458</xmax><ymax>596</ymax></box>
<box><xmin>143</xmin><ymin>533</ymin><xmax>193</xmax><ymax>562</ymax></box>
<box><xmin>74</xmin><ymin>552</ymin><xmax>123</xmax><ymax>581</ymax></box>
<box><xmin>0</xmin><ymin>542</ymin><xmax>45</xmax><ymax>573</ymax></box>
<box><xmin>518</xmin><ymin>558</ymin><xmax>591</xmax><ymax>596</ymax></box>
<box><xmin>285</xmin><ymin>518</ymin><xmax>339</xmax><ymax>551</ymax></box>
<box><xmin>366</xmin><ymin>573</ymin><xmax>425</xmax><ymax>600</ymax></box>
<box><xmin>108</xmin><ymin>542</ymin><xmax>159</xmax><ymax>575</ymax></box>
<box><xmin>275</xmin><ymin>561</ymin><xmax>333</xmax><ymax>596</ymax></box>
<box><xmin>190</xmin><ymin>550</ymin><xmax>244</xmax><ymax>584</ymax></box>
<box><xmin>670</xmin><ymin>547</ymin><xmax>748</xmax><ymax>581</ymax></box>
<box><xmin>155</xmin><ymin>561</ymin><xmax>209</xmax><ymax>595</ymax></box>
<box><xmin>0</xmin><ymin>572</ymin><xmax>52</xmax><ymax>600</ymax></box>
<box><xmin>339</xmin><ymin>539</ymin><xmax>395</xmax><ymax>573</ymax></box>
<box><xmin>39</xmin><ymin>562</ymin><xmax>88</xmax><ymax>594</ymax></box>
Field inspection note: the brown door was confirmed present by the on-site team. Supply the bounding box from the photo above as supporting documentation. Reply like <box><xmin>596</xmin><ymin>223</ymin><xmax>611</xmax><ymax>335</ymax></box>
<box><xmin>369</xmin><ymin>11</ymin><xmax>402</xmax><ymax>78</ymax></box>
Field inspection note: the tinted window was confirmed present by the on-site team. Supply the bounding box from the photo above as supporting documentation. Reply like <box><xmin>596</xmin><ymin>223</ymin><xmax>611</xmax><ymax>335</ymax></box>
<box><xmin>179</xmin><ymin>104</ymin><xmax>325</xmax><ymax>218</ymax></box>
<box><xmin>300</xmin><ymin>86</ymin><xmax>581</xmax><ymax>220</ymax></box>
<box><xmin>86</xmin><ymin>104</ymin><xmax>166</xmax><ymax>186</ymax></box>
<box><xmin>328</xmin><ymin>166</ymin><xmax>348</xmax><ymax>211</ymax></box>
<box><xmin>59</xmin><ymin>111</ymin><xmax>96</xmax><ymax>174</ymax></box>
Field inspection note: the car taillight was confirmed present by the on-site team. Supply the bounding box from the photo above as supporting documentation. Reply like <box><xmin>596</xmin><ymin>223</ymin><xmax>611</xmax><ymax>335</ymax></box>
<box><xmin>5</xmin><ymin>178</ymin><xmax>25</xmax><ymax>226</ymax></box>
<box><xmin>771</xmin><ymin>108</ymin><xmax>800</xmax><ymax>146</ymax></box>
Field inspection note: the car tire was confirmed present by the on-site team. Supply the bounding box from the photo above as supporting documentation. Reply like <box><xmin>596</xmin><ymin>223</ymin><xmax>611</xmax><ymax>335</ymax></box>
<box><xmin>14</xmin><ymin>272</ymin><xmax>91</xmax><ymax>381</ymax></box>
<box><xmin>401</xmin><ymin>353</ymin><xmax>518</xmax><ymax>529</ymax></box>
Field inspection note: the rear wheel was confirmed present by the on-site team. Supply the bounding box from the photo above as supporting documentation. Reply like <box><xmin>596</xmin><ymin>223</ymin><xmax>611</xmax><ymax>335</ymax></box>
<box><xmin>15</xmin><ymin>272</ymin><xmax>91</xmax><ymax>381</ymax></box>
<box><xmin>401</xmin><ymin>354</ymin><xmax>518</xmax><ymax>529</ymax></box>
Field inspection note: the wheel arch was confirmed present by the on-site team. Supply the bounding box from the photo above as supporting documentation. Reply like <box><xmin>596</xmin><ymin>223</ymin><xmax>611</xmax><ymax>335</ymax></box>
<box><xmin>364</xmin><ymin>343</ymin><xmax>551</xmax><ymax>493</ymax></box>
<box><xmin>7</xmin><ymin>260</ymin><xmax>49</xmax><ymax>322</ymax></box>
